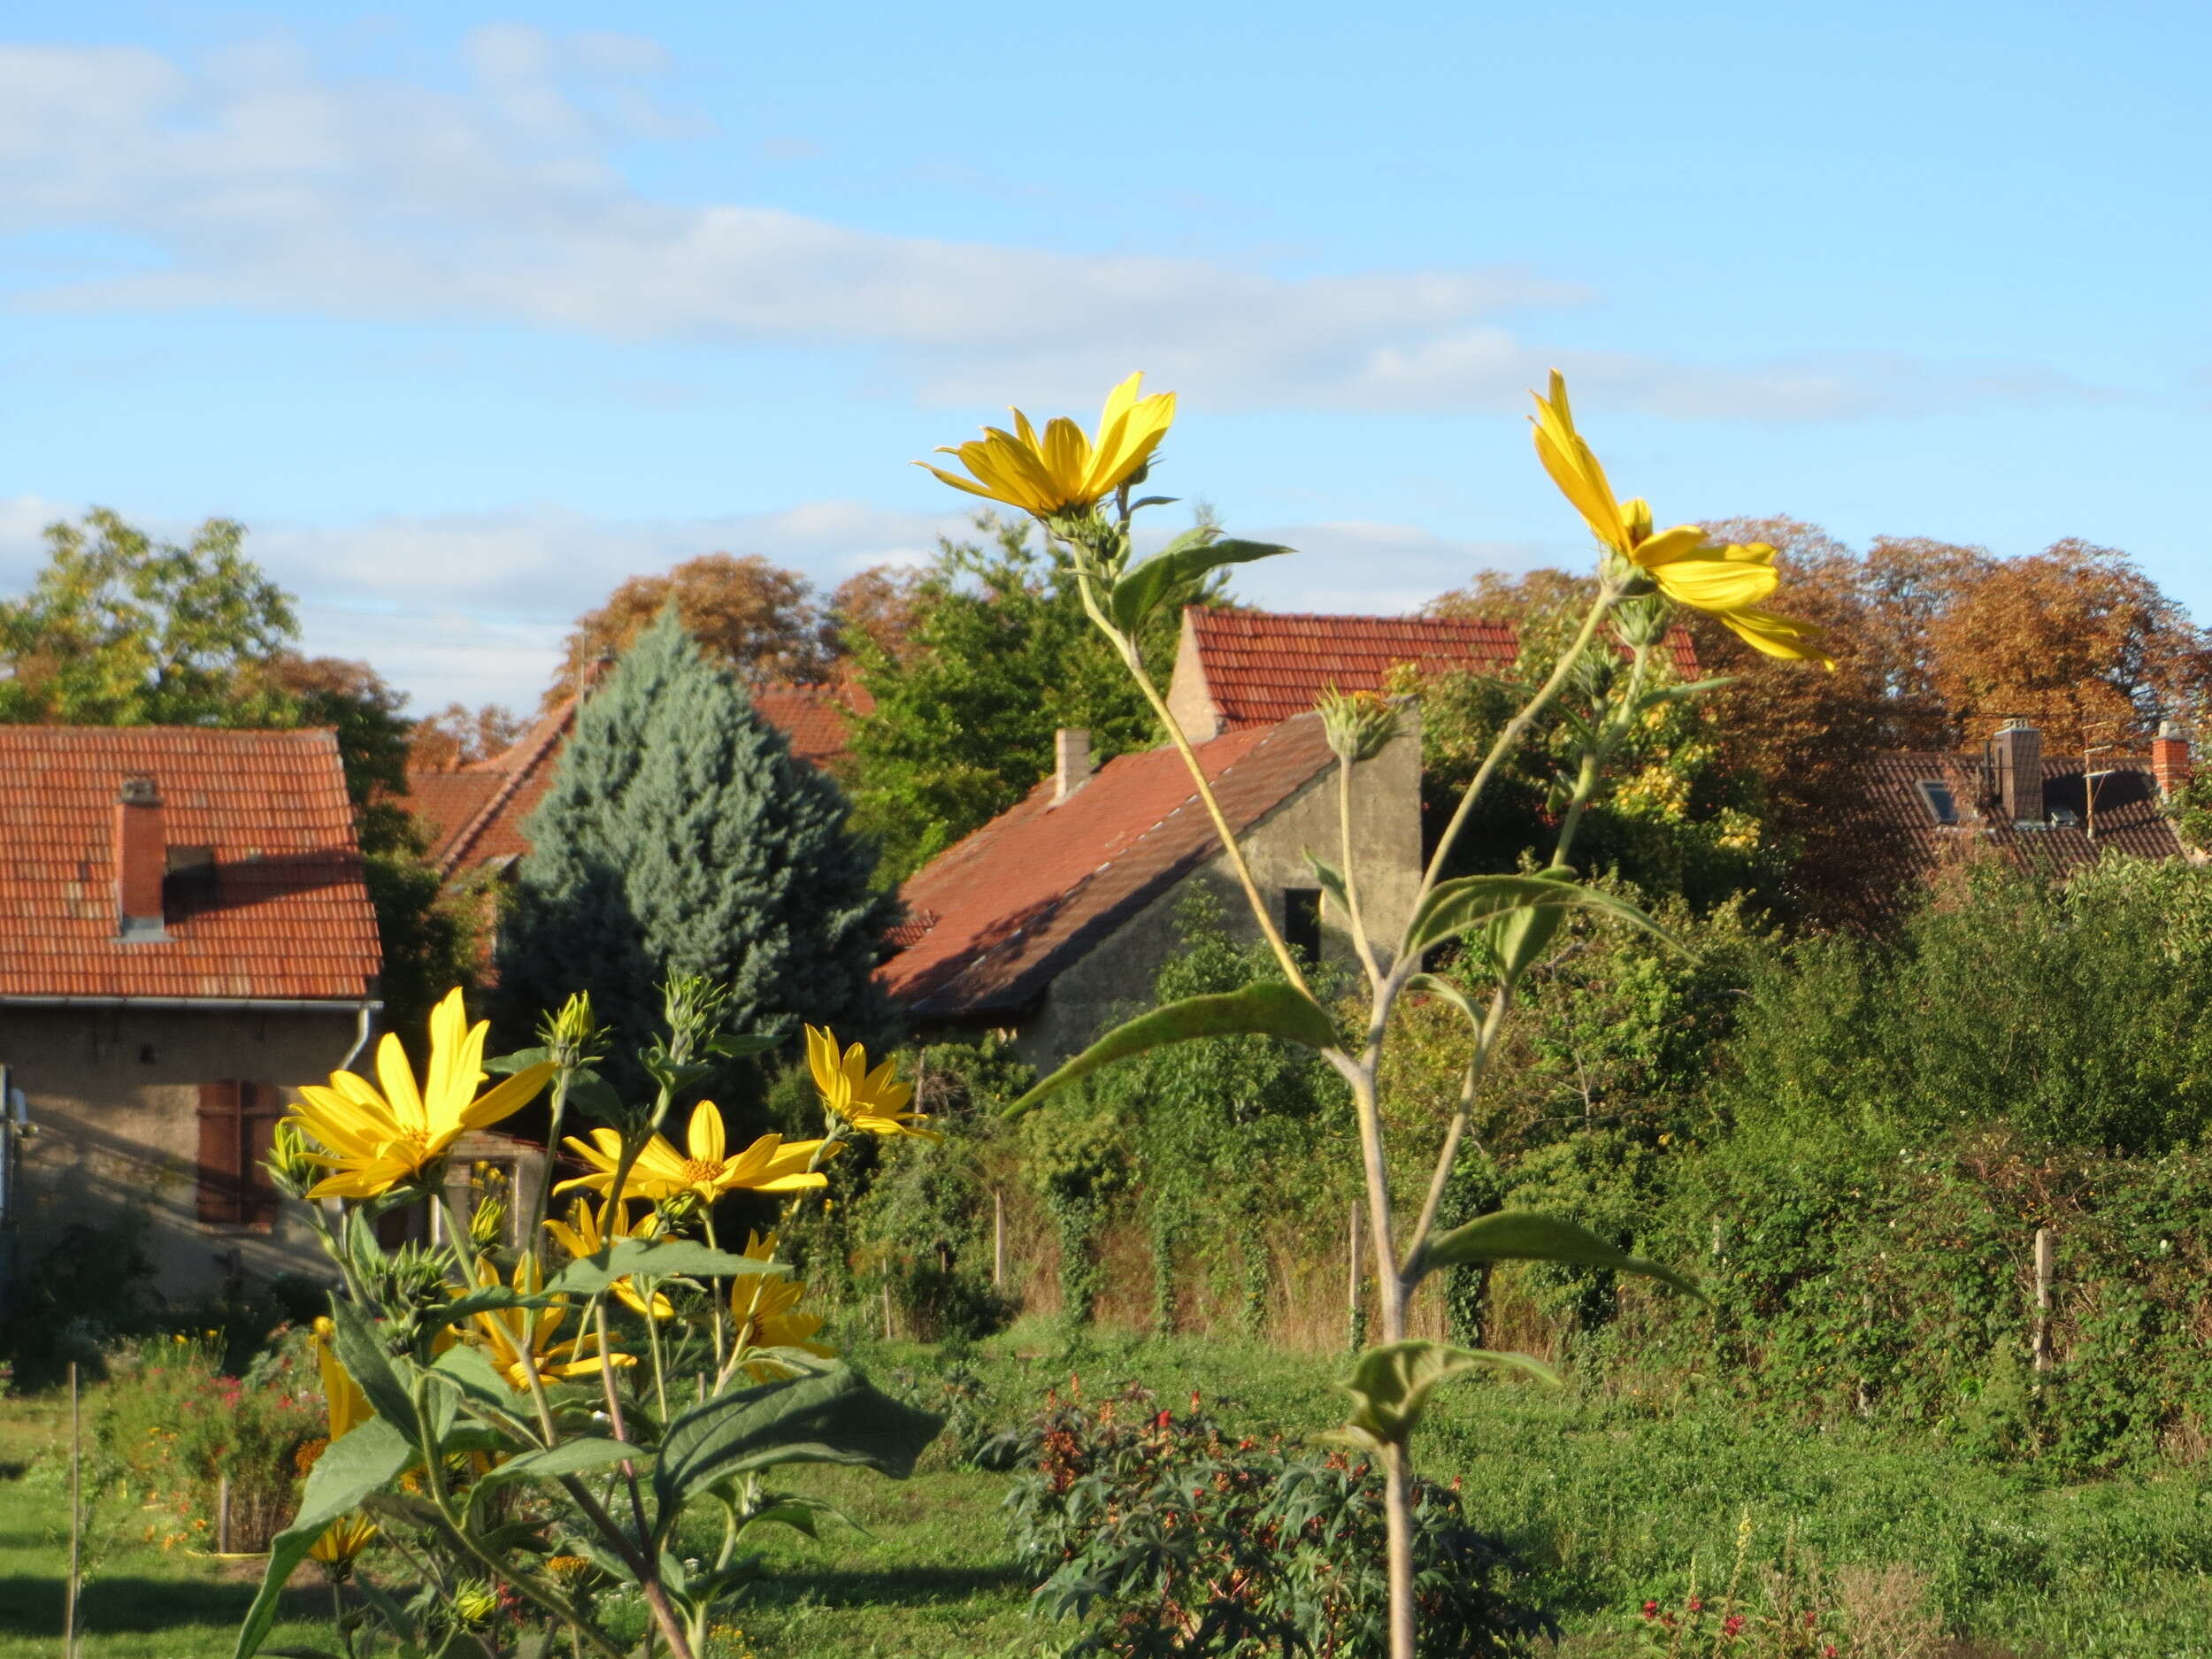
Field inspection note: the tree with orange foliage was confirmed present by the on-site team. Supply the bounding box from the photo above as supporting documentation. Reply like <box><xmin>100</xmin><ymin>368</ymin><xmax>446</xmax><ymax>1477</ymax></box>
<box><xmin>542</xmin><ymin>553</ymin><xmax>835</xmax><ymax>710</ymax></box>
<box><xmin>1925</xmin><ymin>539</ymin><xmax>2212</xmax><ymax>752</ymax></box>
<box><xmin>409</xmin><ymin>702</ymin><xmax>528</xmax><ymax>772</ymax></box>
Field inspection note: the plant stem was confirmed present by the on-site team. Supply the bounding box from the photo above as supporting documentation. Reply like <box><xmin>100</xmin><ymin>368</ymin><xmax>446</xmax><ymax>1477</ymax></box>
<box><xmin>1409</xmin><ymin>586</ymin><xmax>1619</xmax><ymax>921</ymax></box>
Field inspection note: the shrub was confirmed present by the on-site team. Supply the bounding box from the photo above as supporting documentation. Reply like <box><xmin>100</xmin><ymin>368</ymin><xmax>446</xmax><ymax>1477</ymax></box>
<box><xmin>1006</xmin><ymin>1379</ymin><xmax>1552</xmax><ymax>1656</ymax></box>
<box><xmin>94</xmin><ymin>1329</ymin><xmax>320</xmax><ymax>1551</ymax></box>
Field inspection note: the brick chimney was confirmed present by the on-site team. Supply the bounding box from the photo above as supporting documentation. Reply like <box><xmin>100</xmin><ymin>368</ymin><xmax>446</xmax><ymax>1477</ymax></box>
<box><xmin>114</xmin><ymin>776</ymin><xmax>166</xmax><ymax>941</ymax></box>
<box><xmin>1053</xmin><ymin>728</ymin><xmax>1094</xmax><ymax>804</ymax></box>
<box><xmin>1990</xmin><ymin>722</ymin><xmax>2043</xmax><ymax>826</ymax></box>
<box><xmin>2153</xmin><ymin>720</ymin><xmax>2192</xmax><ymax>797</ymax></box>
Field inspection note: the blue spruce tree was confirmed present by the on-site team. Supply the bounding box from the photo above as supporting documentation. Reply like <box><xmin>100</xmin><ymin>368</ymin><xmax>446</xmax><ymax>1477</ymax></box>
<box><xmin>497</xmin><ymin>609</ymin><xmax>900</xmax><ymax>1064</ymax></box>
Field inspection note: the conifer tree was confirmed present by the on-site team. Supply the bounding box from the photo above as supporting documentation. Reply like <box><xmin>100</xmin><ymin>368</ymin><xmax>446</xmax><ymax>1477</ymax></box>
<box><xmin>497</xmin><ymin>609</ymin><xmax>900</xmax><ymax>1065</ymax></box>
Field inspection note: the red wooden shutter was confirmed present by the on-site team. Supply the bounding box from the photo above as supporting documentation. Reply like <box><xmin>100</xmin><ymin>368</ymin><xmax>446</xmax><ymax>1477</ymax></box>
<box><xmin>241</xmin><ymin>1083</ymin><xmax>285</xmax><ymax>1230</ymax></box>
<box><xmin>195</xmin><ymin>1080</ymin><xmax>244</xmax><ymax>1224</ymax></box>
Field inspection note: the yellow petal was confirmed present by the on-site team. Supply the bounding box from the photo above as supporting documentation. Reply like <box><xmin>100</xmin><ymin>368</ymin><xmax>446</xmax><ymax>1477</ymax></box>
<box><xmin>373</xmin><ymin>1033</ymin><xmax>426</xmax><ymax>1136</ymax></box>
<box><xmin>1723</xmin><ymin>606</ymin><xmax>1835</xmax><ymax>667</ymax></box>
<box><xmin>455</xmin><ymin>1060</ymin><xmax>554</xmax><ymax>1134</ymax></box>
<box><xmin>687</xmin><ymin>1100</ymin><xmax>725</xmax><ymax>1166</ymax></box>
<box><xmin>1528</xmin><ymin>371</ymin><xmax>1628</xmax><ymax>556</ymax></box>
<box><xmin>1650</xmin><ymin>557</ymin><xmax>1780</xmax><ymax>612</ymax></box>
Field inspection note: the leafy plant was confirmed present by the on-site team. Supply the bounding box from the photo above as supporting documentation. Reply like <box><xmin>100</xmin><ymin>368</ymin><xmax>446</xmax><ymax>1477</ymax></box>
<box><xmin>1006</xmin><ymin>1379</ymin><xmax>1552</xmax><ymax>1656</ymax></box>
<box><xmin>916</xmin><ymin>370</ymin><xmax>1787</xmax><ymax>1655</ymax></box>
<box><xmin>231</xmin><ymin>979</ymin><xmax>948</xmax><ymax>1659</ymax></box>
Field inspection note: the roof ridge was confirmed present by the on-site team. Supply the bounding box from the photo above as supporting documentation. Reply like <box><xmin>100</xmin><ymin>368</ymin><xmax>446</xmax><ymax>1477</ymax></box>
<box><xmin>438</xmin><ymin>700</ymin><xmax>577</xmax><ymax>878</ymax></box>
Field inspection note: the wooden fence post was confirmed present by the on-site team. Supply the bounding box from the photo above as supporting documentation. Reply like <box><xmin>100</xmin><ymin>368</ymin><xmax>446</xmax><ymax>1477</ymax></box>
<box><xmin>993</xmin><ymin>1188</ymin><xmax>1006</xmax><ymax>1288</ymax></box>
<box><xmin>1348</xmin><ymin>1199</ymin><xmax>1363</xmax><ymax>1350</ymax></box>
<box><xmin>2032</xmin><ymin>1225</ymin><xmax>2055</xmax><ymax>1375</ymax></box>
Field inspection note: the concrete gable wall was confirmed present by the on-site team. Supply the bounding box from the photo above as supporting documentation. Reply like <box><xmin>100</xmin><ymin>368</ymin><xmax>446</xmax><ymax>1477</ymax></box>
<box><xmin>1017</xmin><ymin>713</ymin><xmax>1422</xmax><ymax>1066</ymax></box>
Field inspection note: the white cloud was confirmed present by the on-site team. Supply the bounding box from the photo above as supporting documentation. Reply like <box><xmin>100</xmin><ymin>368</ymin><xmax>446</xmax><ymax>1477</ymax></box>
<box><xmin>0</xmin><ymin>491</ymin><xmax>1549</xmax><ymax>710</ymax></box>
<box><xmin>0</xmin><ymin>31</ymin><xmax>2104</xmax><ymax>421</ymax></box>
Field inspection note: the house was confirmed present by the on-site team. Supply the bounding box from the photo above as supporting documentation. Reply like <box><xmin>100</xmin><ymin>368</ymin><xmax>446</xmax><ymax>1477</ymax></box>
<box><xmin>1853</xmin><ymin>719</ymin><xmax>2193</xmax><ymax>889</ymax></box>
<box><xmin>881</xmin><ymin>711</ymin><xmax>1420</xmax><ymax>1065</ymax></box>
<box><xmin>0</xmin><ymin>727</ymin><xmax>382</xmax><ymax>1298</ymax></box>
<box><xmin>1165</xmin><ymin>607</ymin><xmax>1701</xmax><ymax>741</ymax></box>
<box><xmin>403</xmin><ymin>676</ymin><xmax>873</xmax><ymax>884</ymax></box>
<box><xmin>878</xmin><ymin>606</ymin><xmax>1709</xmax><ymax>1062</ymax></box>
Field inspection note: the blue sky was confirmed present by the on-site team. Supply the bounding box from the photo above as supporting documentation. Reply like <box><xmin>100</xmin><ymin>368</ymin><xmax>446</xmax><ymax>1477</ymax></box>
<box><xmin>3</xmin><ymin>2</ymin><xmax>2206</xmax><ymax>711</ymax></box>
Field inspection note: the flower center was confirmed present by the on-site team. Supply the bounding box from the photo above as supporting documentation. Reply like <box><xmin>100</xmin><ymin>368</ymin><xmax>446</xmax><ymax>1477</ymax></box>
<box><xmin>680</xmin><ymin>1157</ymin><xmax>724</xmax><ymax>1186</ymax></box>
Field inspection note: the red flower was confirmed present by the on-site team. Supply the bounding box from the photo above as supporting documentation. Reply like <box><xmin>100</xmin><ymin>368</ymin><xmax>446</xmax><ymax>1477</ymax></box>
<box><xmin>1723</xmin><ymin>1614</ymin><xmax>1744</xmax><ymax>1636</ymax></box>
<box><xmin>1687</xmin><ymin>1596</ymin><xmax>1704</xmax><ymax>1613</ymax></box>
<box><xmin>1641</xmin><ymin>1600</ymin><xmax>1660</xmax><ymax>1620</ymax></box>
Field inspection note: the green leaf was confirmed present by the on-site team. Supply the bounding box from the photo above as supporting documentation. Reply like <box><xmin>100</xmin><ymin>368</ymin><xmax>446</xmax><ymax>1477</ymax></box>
<box><xmin>1105</xmin><ymin>533</ymin><xmax>1294</xmax><ymax>635</ymax></box>
<box><xmin>419</xmin><ymin>1285</ymin><xmax>557</xmax><ymax>1335</ymax></box>
<box><xmin>1333</xmin><ymin>1340</ymin><xmax>1561</xmax><ymax>1450</ymax></box>
<box><xmin>326</xmin><ymin>1298</ymin><xmax>417</xmax><ymax>1436</ymax></box>
<box><xmin>1644</xmin><ymin>673</ymin><xmax>1738</xmax><ymax>703</ymax></box>
<box><xmin>1404</xmin><ymin>972</ymin><xmax>1488</xmax><ymax>1033</ymax></box>
<box><xmin>546</xmin><ymin>1237</ymin><xmax>790</xmax><ymax>1296</ymax></box>
<box><xmin>234</xmin><ymin>1417</ymin><xmax>415</xmax><ymax>1659</ymax></box>
<box><xmin>485</xmin><ymin>1045</ymin><xmax>550</xmax><ymax>1075</ymax></box>
<box><xmin>1411</xmin><ymin>1210</ymin><xmax>1704</xmax><ymax>1301</ymax></box>
<box><xmin>1404</xmin><ymin>871</ymin><xmax>1672</xmax><ymax>958</ymax></box>
<box><xmin>566</xmin><ymin>1069</ymin><xmax>625</xmax><ymax>1124</ymax></box>
<box><xmin>651</xmin><ymin>1364</ymin><xmax>941</xmax><ymax>1530</ymax></box>
<box><xmin>430</xmin><ymin>1341</ymin><xmax>524</xmax><ymax>1418</ymax></box>
<box><xmin>1003</xmin><ymin>982</ymin><xmax>1341</xmax><ymax>1117</ymax></box>
<box><xmin>741</xmin><ymin>1493</ymin><xmax>862</xmax><ymax>1543</ymax></box>
<box><xmin>480</xmin><ymin>1436</ymin><xmax>640</xmax><ymax>1487</ymax></box>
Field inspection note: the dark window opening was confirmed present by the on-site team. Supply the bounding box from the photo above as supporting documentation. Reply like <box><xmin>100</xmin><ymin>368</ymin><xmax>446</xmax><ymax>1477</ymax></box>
<box><xmin>195</xmin><ymin>1079</ymin><xmax>284</xmax><ymax>1229</ymax></box>
<box><xmin>1283</xmin><ymin>887</ymin><xmax>1324</xmax><ymax>964</ymax></box>
<box><xmin>1916</xmin><ymin>780</ymin><xmax>1959</xmax><ymax>826</ymax></box>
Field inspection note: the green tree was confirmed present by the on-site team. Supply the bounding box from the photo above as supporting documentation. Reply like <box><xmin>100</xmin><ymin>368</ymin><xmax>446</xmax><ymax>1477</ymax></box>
<box><xmin>845</xmin><ymin>515</ymin><xmax>1194</xmax><ymax>883</ymax></box>
<box><xmin>497</xmin><ymin>609</ymin><xmax>902</xmax><ymax>1069</ymax></box>
<box><xmin>0</xmin><ymin>509</ymin><xmax>296</xmax><ymax>725</ymax></box>
<box><xmin>1417</xmin><ymin>574</ymin><xmax>1770</xmax><ymax>906</ymax></box>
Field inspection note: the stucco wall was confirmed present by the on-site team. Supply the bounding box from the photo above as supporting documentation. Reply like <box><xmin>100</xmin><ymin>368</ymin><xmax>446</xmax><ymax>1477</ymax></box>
<box><xmin>0</xmin><ymin>1006</ymin><xmax>365</xmax><ymax>1302</ymax></box>
<box><xmin>1015</xmin><ymin>713</ymin><xmax>1422</xmax><ymax>1066</ymax></box>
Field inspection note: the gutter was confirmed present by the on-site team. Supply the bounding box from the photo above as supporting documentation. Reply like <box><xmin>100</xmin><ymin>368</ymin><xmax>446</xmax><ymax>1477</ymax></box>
<box><xmin>0</xmin><ymin>996</ymin><xmax>382</xmax><ymax>1015</ymax></box>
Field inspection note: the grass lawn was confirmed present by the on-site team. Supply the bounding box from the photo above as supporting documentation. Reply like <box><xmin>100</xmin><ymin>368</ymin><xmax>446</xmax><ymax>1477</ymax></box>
<box><xmin>2</xmin><ymin>1325</ymin><xmax>2209</xmax><ymax>1656</ymax></box>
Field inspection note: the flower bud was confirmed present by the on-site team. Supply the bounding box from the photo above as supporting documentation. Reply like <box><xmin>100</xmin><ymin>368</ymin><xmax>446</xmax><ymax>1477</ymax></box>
<box><xmin>1317</xmin><ymin>687</ymin><xmax>1400</xmax><ymax>765</ymax></box>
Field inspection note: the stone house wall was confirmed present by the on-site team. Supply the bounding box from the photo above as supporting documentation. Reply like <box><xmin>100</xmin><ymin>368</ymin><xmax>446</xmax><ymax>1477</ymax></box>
<box><xmin>1012</xmin><ymin>713</ymin><xmax>1423</xmax><ymax>1067</ymax></box>
<box><xmin>0</xmin><ymin>1005</ymin><xmax>365</xmax><ymax>1302</ymax></box>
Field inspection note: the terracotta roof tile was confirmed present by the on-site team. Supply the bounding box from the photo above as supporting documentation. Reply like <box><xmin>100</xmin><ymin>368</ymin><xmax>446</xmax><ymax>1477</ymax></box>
<box><xmin>403</xmin><ymin>680</ymin><xmax>870</xmax><ymax>878</ymax></box>
<box><xmin>1848</xmin><ymin>749</ymin><xmax>2185</xmax><ymax>904</ymax></box>
<box><xmin>0</xmin><ymin>726</ymin><xmax>380</xmax><ymax>1001</ymax></box>
<box><xmin>883</xmin><ymin>713</ymin><xmax>1338</xmax><ymax>1018</ymax></box>
<box><xmin>1187</xmin><ymin>609</ymin><xmax>1699</xmax><ymax>728</ymax></box>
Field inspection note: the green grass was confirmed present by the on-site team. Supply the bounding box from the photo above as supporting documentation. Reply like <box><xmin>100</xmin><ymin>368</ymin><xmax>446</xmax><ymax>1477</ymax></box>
<box><xmin>0</xmin><ymin>1387</ymin><xmax>333</xmax><ymax>1659</ymax></box>
<box><xmin>3</xmin><ymin>1325</ymin><xmax>2209</xmax><ymax>1656</ymax></box>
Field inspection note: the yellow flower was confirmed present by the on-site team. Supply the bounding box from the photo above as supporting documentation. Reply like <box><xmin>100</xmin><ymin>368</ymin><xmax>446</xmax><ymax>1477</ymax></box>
<box><xmin>307</xmin><ymin>1511</ymin><xmax>378</xmax><ymax>1575</ymax></box>
<box><xmin>918</xmin><ymin>372</ymin><xmax>1177</xmax><ymax>519</ymax></box>
<box><xmin>806</xmin><ymin>1026</ymin><xmax>939</xmax><ymax>1141</ymax></box>
<box><xmin>727</xmin><ymin>1232</ymin><xmax>835</xmax><ymax>1380</ymax></box>
<box><xmin>543</xmin><ymin>1198</ymin><xmax>671</xmax><ymax>1320</ymax></box>
<box><xmin>288</xmin><ymin>988</ymin><xmax>556</xmax><ymax>1200</ymax></box>
<box><xmin>556</xmin><ymin>1103</ymin><xmax>832</xmax><ymax>1205</ymax></box>
<box><xmin>308</xmin><ymin>1316</ymin><xmax>372</xmax><ymax>1440</ymax></box>
<box><xmin>465</xmin><ymin>1254</ymin><xmax>635</xmax><ymax>1393</ymax></box>
<box><xmin>1528</xmin><ymin>372</ymin><xmax>1832</xmax><ymax>666</ymax></box>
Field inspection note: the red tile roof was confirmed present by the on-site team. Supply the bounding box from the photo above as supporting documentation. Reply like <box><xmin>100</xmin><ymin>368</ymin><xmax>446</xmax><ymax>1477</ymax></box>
<box><xmin>1184</xmin><ymin>609</ymin><xmax>1701</xmax><ymax>728</ymax></box>
<box><xmin>883</xmin><ymin>713</ymin><xmax>1338</xmax><ymax>1018</ymax></box>
<box><xmin>752</xmin><ymin>680</ymin><xmax>872</xmax><ymax>768</ymax></box>
<box><xmin>1847</xmin><ymin>749</ymin><xmax>2185</xmax><ymax>906</ymax></box>
<box><xmin>0</xmin><ymin>726</ymin><xmax>380</xmax><ymax>1001</ymax></box>
<box><xmin>403</xmin><ymin>679</ymin><xmax>874</xmax><ymax>879</ymax></box>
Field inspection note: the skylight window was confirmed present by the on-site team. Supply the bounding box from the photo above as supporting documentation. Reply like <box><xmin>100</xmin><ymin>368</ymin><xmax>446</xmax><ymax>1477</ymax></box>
<box><xmin>1916</xmin><ymin>780</ymin><xmax>1959</xmax><ymax>826</ymax></box>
